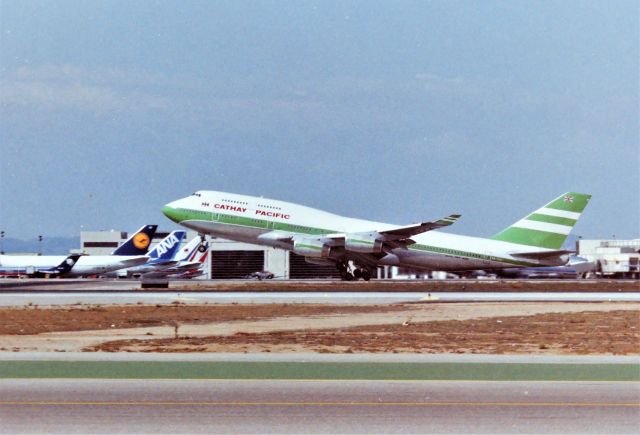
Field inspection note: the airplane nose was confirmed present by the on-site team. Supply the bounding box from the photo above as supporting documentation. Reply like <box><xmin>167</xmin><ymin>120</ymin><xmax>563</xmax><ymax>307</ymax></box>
<box><xmin>162</xmin><ymin>202</ymin><xmax>181</xmax><ymax>223</ymax></box>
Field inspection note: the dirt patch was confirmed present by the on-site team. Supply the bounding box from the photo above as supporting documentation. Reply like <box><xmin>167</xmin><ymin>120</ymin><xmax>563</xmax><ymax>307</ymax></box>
<box><xmin>1</xmin><ymin>302</ymin><xmax>638</xmax><ymax>355</ymax></box>
<box><xmin>88</xmin><ymin>310</ymin><xmax>640</xmax><ymax>355</ymax></box>
<box><xmin>0</xmin><ymin>303</ymin><xmax>407</xmax><ymax>335</ymax></box>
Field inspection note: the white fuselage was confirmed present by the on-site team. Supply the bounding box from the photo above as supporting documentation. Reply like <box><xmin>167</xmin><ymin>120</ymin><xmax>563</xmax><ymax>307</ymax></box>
<box><xmin>164</xmin><ymin>191</ymin><xmax>553</xmax><ymax>271</ymax></box>
<box><xmin>0</xmin><ymin>255</ymin><xmax>148</xmax><ymax>277</ymax></box>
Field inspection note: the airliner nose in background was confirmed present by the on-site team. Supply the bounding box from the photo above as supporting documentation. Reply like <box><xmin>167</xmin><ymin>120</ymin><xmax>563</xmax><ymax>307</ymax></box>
<box><xmin>162</xmin><ymin>190</ymin><xmax>591</xmax><ymax>281</ymax></box>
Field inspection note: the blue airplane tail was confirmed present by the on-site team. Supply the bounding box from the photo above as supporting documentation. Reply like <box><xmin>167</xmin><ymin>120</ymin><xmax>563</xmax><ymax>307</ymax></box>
<box><xmin>112</xmin><ymin>225</ymin><xmax>158</xmax><ymax>255</ymax></box>
<box><xmin>147</xmin><ymin>231</ymin><xmax>186</xmax><ymax>262</ymax></box>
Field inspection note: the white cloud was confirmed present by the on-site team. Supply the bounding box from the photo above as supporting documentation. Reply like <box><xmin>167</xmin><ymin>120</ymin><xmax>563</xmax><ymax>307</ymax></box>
<box><xmin>1</xmin><ymin>65</ymin><xmax>171</xmax><ymax>114</ymax></box>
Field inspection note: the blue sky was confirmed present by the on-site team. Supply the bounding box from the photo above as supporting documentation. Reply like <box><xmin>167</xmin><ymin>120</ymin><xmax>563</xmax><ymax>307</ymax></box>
<box><xmin>1</xmin><ymin>0</ymin><xmax>638</xmax><ymax>240</ymax></box>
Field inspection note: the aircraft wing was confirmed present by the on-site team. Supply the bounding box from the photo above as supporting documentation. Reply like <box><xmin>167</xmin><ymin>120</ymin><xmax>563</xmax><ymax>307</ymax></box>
<box><xmin>378</xmin><ymin>214</ymin><xmax>461</xmax><ymax>240</ymax></box>
<box><xmin>148</xmin><ymin>260</ymin><xmax>180</xmax><ymax>267</ymax></box>
<box><xmin>167</xmin><ymin>262</ymin><xmax>203</xmax><ymax>272</ymax></box>
<box><xmin>140</xmin><ymin>261</ymin><xmax>203</xmax><ymax>279</ymax></box>
<box><xmin>120</xmin><ymin>257</ymin><xmax>150</xmax><ymax>267</ymax></box>
<box><xmin>290</xmin><ymin>213</ymin><xmax>461</xmax><ymax>257</ymax></box>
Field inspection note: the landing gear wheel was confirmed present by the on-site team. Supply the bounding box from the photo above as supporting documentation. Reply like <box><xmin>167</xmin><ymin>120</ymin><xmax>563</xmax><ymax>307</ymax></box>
<box><xmin>341</xmin><ymin>271</ymin><xmax>354</xmax><ymax>281</ymax></box>
<box><xmin>353</xmin><ymin>269</ymin><xmax>362</xmax><ymax>280</ymax></box>
<box><xmin>362</xmin><ymin>270</ymin><xmax>371</xmax><ymax>281</ymax></box>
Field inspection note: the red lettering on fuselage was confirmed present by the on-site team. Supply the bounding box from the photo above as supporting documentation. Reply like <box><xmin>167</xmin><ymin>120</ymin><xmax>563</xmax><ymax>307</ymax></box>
<box><xmin>213</xmin><ymin>204</ymin><xmax>247</xmax><ymax>213</ymax></box>
<box><xmin>255</xmin><ymin>210</ymin><xmax>290</xmax><ymax>220</ymax></box>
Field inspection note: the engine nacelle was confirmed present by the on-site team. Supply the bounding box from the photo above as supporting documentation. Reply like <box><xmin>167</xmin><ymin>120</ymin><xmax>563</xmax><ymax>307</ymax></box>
<box><xmin>292</xmin><ymin>238</ymin><xmax>331</xmax><ymax>257</ymax></box>
<box><xmin>345</xmin><ymin>232</ymin><xmax>383</xmax><ymax>253</ymax></box>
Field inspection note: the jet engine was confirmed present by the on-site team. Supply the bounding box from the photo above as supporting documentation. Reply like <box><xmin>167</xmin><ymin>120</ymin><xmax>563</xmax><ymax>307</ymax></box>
<box><xmin>345</xmin><ymin>232</ymin><xmax>383</xmax><ymax>253</ymax></box>
<box><xmin>292</xmin><ymin>238</ymin><xmax>331</xmax><ymax>257</ymax></box>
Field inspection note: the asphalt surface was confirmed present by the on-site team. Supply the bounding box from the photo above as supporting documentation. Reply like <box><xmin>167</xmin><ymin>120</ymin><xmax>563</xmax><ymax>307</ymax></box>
<box><xmin>2</xmin><ymin>278</ymin><xmax>638</xmax><ymax>292</ymax></box>
<box><xmin>1</xmin><ymin>291</ymin><xmax>639</xmax><ymax>306</ymax></box>
<box><xmin>1</xmin><ymin>379</ymin><xmax>637</xmax><ymax>434</ymax></box>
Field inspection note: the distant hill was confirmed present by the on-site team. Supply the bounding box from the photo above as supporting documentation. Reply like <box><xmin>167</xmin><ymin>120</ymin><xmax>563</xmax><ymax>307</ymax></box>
<box><xmin>1</xmin><ymin>237</ymin><xmax>80</xmax><ymax>255</ymax></box>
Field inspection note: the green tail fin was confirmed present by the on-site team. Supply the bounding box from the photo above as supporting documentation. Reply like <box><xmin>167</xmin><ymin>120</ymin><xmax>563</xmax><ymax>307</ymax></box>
<box><xmin>491</xmin><ymin>192</ymin><xmax>592</xmax><ymax>249</ymax></box>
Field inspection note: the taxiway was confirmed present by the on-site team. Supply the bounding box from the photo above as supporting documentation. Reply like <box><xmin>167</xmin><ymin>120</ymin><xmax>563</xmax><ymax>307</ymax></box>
<box><xmin>1</xmin><ymin>379</ymin><xmax>637</xmax><ymax>434</ymax></box>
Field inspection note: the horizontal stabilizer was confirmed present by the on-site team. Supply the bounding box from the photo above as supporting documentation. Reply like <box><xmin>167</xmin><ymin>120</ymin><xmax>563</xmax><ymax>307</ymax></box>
<box><xmin>169</xmin><ymin>262</ymin><xmax>202</xmax><ymax>272</ymax></box>
<box><xmin>511</xmin><ymin>249</ymin><xmax>575</xmax><ymax>260</ymax></box>
<box><xmin>149</xmin><ymin>260</ymin><xmax>179</xmax><ymax>267</ymax></box>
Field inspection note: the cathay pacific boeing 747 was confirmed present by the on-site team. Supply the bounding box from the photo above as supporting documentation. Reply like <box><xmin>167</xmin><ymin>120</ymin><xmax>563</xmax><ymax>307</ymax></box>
<box><xmin>162</xmin><ymin>191</ymin><xmax>591</xmax><ymax>280</ymax></box>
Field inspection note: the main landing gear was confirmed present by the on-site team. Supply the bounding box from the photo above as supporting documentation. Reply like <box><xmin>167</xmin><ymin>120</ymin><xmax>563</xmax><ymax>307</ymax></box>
<box><xmin>337</xmin><ymin>260</ymin><xmax>371</xmax><ymax>281</ymax></box>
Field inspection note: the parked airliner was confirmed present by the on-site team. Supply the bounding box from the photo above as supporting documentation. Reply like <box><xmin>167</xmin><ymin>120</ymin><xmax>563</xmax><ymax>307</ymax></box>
<box><xmin>163</xmin><ymin>191</ymin><xmax>591</xmax><ymax>280</ymax></box>
<box><xmin>141</xmin><ymin>236</ymin><xmax>209</xmax><ymax>279</ymax></box>
<box><xmin>105</xmin><ymin>230</ymin><xmax>186</xmax><ymax>278</ymax></box>
<box><xmin>0</xmin><ymin>225</ymin><xmax>157</xmax><ymax>278</ymax></box>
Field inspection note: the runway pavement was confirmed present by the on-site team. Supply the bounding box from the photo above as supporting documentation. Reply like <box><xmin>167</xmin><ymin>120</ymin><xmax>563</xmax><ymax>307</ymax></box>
<box><xmin>1</xmin><ymin>291</ymin><xmax>639</xmax><ymax>306</ymax></box>
<box><xmin>1</xmin><ymin>379</ymin><xmax>637</xmax><ymax>434</ymax></box>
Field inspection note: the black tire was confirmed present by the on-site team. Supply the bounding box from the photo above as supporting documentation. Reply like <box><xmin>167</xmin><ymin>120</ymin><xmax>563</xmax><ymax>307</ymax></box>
<box><xmin>353</xmin><ymin>269</ymin><xmax>362</xmax><ymax>279</ymax></box>
<box><xmin>344</xmin><ymin>272</ymin><xmax>354</xmax><ymax>281</ymax></box>
<box><xmin>362</xmin><ymin>270</ymin><xmax>371</xmax><ymax>281</ymax></box>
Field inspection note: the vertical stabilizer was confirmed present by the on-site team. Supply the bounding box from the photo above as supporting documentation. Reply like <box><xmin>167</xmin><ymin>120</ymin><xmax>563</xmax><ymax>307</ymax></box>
<box><xmin>112</xmin><ymin>225</ymin><xmax>158</xmax><ymax>255</ymax></box>
<box><xmin>147</xmin><ymin>231</ymin><xmax>186</xmax><ymax>261</ymax></box>
<box><xmin>491</xmin><ymin>192</ymin><xmax>591</xmax><ymax>249</ymax></box>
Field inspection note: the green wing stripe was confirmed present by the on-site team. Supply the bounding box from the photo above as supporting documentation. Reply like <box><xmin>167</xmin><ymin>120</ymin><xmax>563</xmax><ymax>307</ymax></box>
<box><xmin>527</xmin><ymin>213</ymin><xmax>577</xmax><ymax>227</ymax></box>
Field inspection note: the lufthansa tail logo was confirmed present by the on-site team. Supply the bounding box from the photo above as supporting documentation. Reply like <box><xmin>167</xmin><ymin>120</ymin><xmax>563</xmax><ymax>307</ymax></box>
<box><xmin>133</xmin><ymin>233</ymin><xmax>151</xmax><ymax>250</ymax></box>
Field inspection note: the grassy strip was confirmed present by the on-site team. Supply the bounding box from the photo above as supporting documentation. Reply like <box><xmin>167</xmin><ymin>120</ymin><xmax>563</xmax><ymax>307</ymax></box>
<box><xmin>1</xmin><ymin>361</ymin><xmax>638</xmax><ymax>381</ymax></box>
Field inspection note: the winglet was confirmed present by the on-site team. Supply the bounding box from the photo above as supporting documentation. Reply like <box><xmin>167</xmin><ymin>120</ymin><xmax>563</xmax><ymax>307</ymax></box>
<box><xmin>434</xmin><ymin>214</ymin><xmax>462</xmax><ymax>227</ymax></box>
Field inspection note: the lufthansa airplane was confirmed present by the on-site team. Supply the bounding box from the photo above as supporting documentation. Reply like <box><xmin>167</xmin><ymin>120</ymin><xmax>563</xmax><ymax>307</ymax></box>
<box><xmin>0</xmin><ymin>225</ymin><xmax>157</xmax><ymax>278</ymax></box>
<box><xmin>162</xmin><ymin>191</ymin><xmax>591</xmax><ymax>280</ymax></box>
